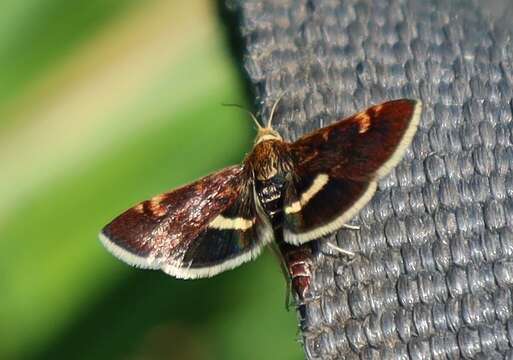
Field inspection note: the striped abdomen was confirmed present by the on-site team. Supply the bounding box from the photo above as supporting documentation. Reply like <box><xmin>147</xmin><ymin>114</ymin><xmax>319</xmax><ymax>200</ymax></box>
<box><xmin>256</xmin><ymin>175</ymin><xmax>313</xmax><ymax>301</ymax></box>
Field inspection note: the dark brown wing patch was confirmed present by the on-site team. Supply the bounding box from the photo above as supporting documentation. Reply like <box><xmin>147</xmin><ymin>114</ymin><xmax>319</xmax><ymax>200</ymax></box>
<box><xmin>283</xmin><ymin>176</ymin><xmax>376</xmax><ymax>244</ymax></box>
<box><xmin>291</xmin><ymin>99</ymin><xmax>421</xmax><ymax>181</ymax></box>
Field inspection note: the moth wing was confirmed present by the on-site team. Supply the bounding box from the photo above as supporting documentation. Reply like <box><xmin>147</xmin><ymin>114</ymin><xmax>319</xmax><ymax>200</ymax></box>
<box><xmin>283</xmin><ymin>99</ymin><xmax>421</xmax><ymax>244</ymax></box>
<box><xmin>100</xmin><ymin>165</ymin><xmax>273</xmax><ymax>279</ymax></box>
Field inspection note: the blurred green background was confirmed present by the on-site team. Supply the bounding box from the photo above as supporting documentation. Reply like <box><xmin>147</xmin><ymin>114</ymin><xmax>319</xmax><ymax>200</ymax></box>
<box><xmin>0</xmin><ymin>1</ymin><xmax>301</xmax><ymax>359</ymax></box>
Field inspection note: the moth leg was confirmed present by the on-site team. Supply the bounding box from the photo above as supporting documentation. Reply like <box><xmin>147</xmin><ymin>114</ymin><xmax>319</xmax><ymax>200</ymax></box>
<box><xmin>342</xmin><ymin>223</ymin><xmax>360</xmax><ymax>230</ymax></box>
<box><xmin>326</xmin><ymin>241</ymin><xmax>356</xmax><ymax>257</ymax></box>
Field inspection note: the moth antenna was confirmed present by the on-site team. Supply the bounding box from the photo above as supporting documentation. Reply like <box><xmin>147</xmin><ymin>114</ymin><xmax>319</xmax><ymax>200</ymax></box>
<box><xmin>267</xmin><ymin>89</ymin><xmax>288</xmax><ymax>128</ymax></box>
<box><xmin>221</xmin><ymin>103</ymin><xmax>262</xmax><ymax>129</ymax></box>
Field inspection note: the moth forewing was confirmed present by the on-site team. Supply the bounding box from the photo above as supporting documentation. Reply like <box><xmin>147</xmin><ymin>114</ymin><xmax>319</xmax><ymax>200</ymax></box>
<box><xmin>100</xmin><ymin>165</ymin><xmax>273</xmax><ymax>279</ymax></box>
<box><xmin>281</xmin><ymin>99</ymin><xmax>422</xmax><ymax>244</ymax></box>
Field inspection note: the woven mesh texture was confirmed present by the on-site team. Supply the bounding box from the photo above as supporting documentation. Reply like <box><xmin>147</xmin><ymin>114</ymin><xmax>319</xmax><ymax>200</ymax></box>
<box><xmin>225</xmin><ymin>0</ymin><xmax>513</xmax><ymax>358</ymax></box>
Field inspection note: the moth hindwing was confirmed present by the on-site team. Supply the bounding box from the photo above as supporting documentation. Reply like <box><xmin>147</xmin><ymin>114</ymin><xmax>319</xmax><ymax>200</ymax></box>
<box><xmin>100</xmin><ymin>98</ymin><xmax>421</xmax><ymax>278</ymax></box>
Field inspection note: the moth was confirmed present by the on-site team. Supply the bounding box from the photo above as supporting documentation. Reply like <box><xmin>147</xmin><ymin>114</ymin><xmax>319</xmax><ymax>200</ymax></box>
<box><xmin>100</xmin><ymin>98</ymin><xmax>422</xmax><ymax>293</ymax></box>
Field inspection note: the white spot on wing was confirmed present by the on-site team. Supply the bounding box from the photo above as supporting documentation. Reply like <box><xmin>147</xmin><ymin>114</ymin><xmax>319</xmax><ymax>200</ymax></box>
<box><xmin>286</xmin><ymin>202</ymin><xmax>301</xmax><ymax>214</ymax></box>
<box><xmin>284</xmin><ymin>173</ymin><xmax>329</xmax><ymax>214</ymax></box>
<box><xmin>208</xmin><ymin>215</ymin><xmax>254</xmax><ymax>230</ymax></box>
<box><xmin>148</xmin><ymin>194</ymin><xmax>167</xmax><ymax>217</ymax></box>
<box><xmin>355</xmin><ymin>111</ymin><xmax>371</xmax><ymax>133</ymax></box>
<box><xmin>284</xmin><ymin>181</ymin><xmax>377</xmax><ymax>244</ymax></box>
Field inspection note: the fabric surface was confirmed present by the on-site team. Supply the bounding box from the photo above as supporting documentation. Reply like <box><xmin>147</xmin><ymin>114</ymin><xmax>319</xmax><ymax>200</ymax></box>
<box><xmin>224</xmin><ymin>0</ymin><xmax>513</xmax><ymax>358</ymax></box>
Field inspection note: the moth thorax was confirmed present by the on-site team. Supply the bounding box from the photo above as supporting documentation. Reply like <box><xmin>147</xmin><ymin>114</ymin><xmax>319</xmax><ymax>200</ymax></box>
<box><xmin>247</xmin><ymin>138</ymin><xmax>292</xmax><ymax>183</ymax></box>
<box><xmin>256</xmin><ymin>157</ymin><xmax>278</xmax><ymax>180</ymax></box>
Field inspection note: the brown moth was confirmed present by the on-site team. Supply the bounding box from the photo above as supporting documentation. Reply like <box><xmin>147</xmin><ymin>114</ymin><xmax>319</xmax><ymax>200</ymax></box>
<box><xmin>100</xmin><ymin>98</ymin><xmax>422</xmax><ymax>292</ymax></box>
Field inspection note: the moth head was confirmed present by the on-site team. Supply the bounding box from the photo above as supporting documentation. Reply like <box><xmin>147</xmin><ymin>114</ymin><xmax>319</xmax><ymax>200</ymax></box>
<box><xmin>255</xmin><ymin>126</ymin><xmax>282</xmax><ymax>144</ymax></box>
<box><xmin>254</xmin><ymin>90</ymin><xmax>287</xmax><ymax>144</ymax></box>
